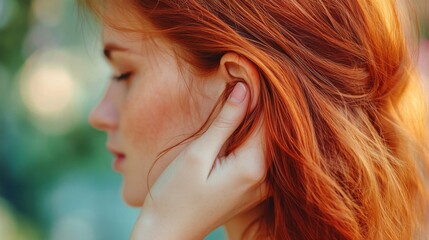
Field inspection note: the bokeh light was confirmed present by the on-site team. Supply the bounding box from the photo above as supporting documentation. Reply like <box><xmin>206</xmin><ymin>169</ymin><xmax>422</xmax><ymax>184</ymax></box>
<box><xmin>19</xmin><ymin>49</ymin><xmax>79</xmax><ymax>134</ymax></box>
<box><xmin>0</xmin><ymin>198</ymin><xmax>18</xmax><ymax>240</ymax></box>
<box><xmin>0</xmin><ymin>198</ymin><xmax>40</xmax><ymax>240</ymax></box>
<box><xmin>50</xmin><ymin>216</ymin><xmax>96</xmax><ymax>240</ymax></box>
<box><xmin>21</xmin><ymin>60</ymin><xmax>75</xmax><ymax>117</ymax></box>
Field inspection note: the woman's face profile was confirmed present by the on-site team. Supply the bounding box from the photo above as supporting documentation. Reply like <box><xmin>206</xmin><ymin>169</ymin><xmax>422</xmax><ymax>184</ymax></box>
<box><xmin>89</xmin><ymin>17</ymin><xmax>222</xmax><ymax>206</ymax></box>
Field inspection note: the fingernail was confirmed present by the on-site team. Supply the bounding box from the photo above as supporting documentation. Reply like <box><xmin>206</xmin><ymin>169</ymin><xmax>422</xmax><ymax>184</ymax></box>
<box><xmin>228</xmin><ymin>82</ymin><xmax>247</xmax><ymax>104</ymax></box>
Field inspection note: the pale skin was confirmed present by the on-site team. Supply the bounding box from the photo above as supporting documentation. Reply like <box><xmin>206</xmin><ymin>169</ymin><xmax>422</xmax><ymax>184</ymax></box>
<box><xmin>89</xmin><ymin>15</ymin><xmax>267</xmax><ymax>239</ymax></box>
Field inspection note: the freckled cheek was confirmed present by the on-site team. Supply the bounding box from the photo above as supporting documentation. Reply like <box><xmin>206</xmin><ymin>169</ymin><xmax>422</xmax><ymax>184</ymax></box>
<box><xmin>120</xmin><ymin>89</ymin><xmax>193</xmax><ymax>153</ymax></box>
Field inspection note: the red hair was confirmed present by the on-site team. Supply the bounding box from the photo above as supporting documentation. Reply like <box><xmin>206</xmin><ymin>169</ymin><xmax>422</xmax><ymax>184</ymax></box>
<box><xmin>82</xmin><ymin>0</ymin><xmax>429</xmax><ymax>239</ymax></box>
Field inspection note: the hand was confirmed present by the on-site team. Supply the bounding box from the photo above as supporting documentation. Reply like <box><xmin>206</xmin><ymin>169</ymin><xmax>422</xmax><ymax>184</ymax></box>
<box><xmin>130</xmin><ymin>82</ymin><xmax>267</xmax><ymax>240</ymax></box>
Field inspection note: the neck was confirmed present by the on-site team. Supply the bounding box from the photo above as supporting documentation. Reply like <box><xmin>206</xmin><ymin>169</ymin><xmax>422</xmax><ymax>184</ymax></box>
<box><xmin>224</xmin><ymin>203</ymin><xmax>264</xmax><ymax>240</ymax></box>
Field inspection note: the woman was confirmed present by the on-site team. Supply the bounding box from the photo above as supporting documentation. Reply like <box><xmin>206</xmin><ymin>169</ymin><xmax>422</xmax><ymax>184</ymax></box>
<box><xmin>84</xmin><ymin>0</ymin><xmax>429</xmax><ymax>239</ymax></box>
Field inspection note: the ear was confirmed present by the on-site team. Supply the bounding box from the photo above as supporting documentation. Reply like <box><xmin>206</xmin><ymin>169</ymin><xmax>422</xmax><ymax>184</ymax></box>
<box><xmin>219</xmin><ymin>52</ymin><xmax>261</xmax><ymax>110</ymax></box>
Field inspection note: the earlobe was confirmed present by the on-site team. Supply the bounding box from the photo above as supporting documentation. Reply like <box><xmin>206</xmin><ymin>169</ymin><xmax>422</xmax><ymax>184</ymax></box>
<box><xmin>220</xmin><ymin>52</ymin><xmax>261</xmax><ymax>111</ymax></box>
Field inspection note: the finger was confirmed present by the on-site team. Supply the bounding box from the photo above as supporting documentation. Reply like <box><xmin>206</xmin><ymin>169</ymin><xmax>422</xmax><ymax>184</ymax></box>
<box><xmin>188</xmin><ymin>82</ymin><xmax>249</xmax><ymax>171</ymax></box>
<box><xmin>214</xmin><ymin>124</ymin><xmax>266</xmax><ymax>186</ymax></box>
<box><xmin>210</xmin><ymin>125</ymin><xmax>268</xmax><ymax>209</ymax></box>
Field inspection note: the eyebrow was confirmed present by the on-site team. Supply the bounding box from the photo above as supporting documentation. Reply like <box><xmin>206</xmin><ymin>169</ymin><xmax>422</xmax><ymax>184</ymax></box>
<box><xmin>103</xmin><ymin>43</ymin><xmax>129</xmax><ymax>60</ymax></box>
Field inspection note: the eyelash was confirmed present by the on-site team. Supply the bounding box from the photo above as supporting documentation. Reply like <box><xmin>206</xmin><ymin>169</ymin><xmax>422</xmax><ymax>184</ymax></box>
<box><xmin>112</xmin><ymin>72</ymin><xmax>132</xmax><ymax>81</ymax></box>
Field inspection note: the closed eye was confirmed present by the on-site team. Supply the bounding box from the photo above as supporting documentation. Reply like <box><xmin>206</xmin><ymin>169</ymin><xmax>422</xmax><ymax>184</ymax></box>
<box><xmin>112</xmin><ymin>72</ymin><xmax>132</xmax><ymax>82</ymax></box>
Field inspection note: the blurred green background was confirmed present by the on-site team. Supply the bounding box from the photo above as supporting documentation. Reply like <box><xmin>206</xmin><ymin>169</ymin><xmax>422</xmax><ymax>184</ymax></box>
<box><xmin>0</xmin><ymin>0</ymin><xmax>427</xmax><ymax>239</ymax></box>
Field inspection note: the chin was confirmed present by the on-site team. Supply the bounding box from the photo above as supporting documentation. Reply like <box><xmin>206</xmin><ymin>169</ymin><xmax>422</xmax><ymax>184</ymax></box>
<box><xmin>121</xmin><ymin>185</ymin><xmax>145</xmax><ymax>207</ymax></box>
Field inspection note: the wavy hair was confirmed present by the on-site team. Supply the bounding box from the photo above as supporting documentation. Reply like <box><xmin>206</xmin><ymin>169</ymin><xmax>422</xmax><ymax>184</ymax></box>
<box><xmin>81</xmin><ymin>0</ymin><xmax>429</xmax><ymax>239</ymax></box>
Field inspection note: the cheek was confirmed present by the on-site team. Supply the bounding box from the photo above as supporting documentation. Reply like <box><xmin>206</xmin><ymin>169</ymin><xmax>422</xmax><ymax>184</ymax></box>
<box><xmin>123</xmin><ymin>83</ymin><xmax>195</xmax><ymax>148</ymax></box>
<box><xmin>118</xmin><ymin>79</ymin><xmax>197</xmax><ymax>205</ymax></box>
<box><xmin>117</xmin><ymin>72</ymin><xmax>219</xmax><ymax>206</ymax></box>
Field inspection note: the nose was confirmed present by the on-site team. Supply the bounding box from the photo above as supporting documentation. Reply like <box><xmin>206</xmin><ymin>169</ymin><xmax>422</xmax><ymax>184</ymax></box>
<box><xmin>89</xmin><ymin>94</ymin><xmax>118</xmax><ymax>131</ymax></box>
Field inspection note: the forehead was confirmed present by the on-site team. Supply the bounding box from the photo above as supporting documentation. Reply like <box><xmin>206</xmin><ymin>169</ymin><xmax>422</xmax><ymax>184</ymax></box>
<box><xmin>101</xmin><ymin>1</ymin><xmax>157</xmax><ymax>55</ymax></box>
<box><xmin>101</xmin><ymin>0</ymin><xmax>148</xmax><ymax>29</ymax></box>
<box><xmin>101</xmin><ymin>19</ymin><xmax>180</xmax><ymax>70</ymax></box>
<box><xmin>99</xmin><ymin>1</ymin><xmax>184</xmax><ymax>66</ymax></box>
<box><xmin>102</xmin><ymin>0</ymin><xmax>167</xmax><ymax>43</ymax></box>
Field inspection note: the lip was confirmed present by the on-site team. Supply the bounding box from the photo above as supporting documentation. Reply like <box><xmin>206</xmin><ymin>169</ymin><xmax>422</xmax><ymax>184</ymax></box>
<box><xmin>107</xmin><ymin>145</ymin><xmax>126</xmax><ymax>172</ymax></box>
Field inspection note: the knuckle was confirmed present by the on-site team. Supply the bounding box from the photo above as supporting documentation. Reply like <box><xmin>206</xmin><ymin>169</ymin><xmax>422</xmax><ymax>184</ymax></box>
<box><xmin>252</xmin><ymin>183</ymin><xmax>270</xmax><ymax>202</ymax></box>
<box><xmin>213</xmin><ymin>114</ymin><xmax>235</xmax><ymax>130</ymax></box>
<box><xmin>183</xmin><ymin>147</ymin><xmax>203</xmax><ymax>165</ymax></box>
<box><xmin>239</xmin><ymin>163</ymin><xmax>266</xmax><ymax>185</ymax></box>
